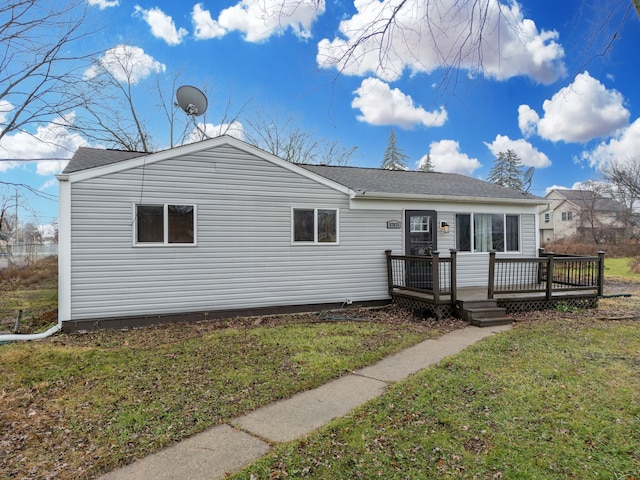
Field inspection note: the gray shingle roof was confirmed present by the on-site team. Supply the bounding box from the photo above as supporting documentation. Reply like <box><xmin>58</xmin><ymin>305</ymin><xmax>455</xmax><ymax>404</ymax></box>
<box><xmin>62</xmin><ymin>145</ymin><xmax>543</xmax><ymax>202</ymax></box>
<box><xmin>62</xmin><ymin>147</ymin><xmax>145</xmax><ymax>174</ymax></box>
<box><xmin>552</xmin><ymin>189</ymin><xmax>626</xmax><ymax>212</ymax></box>
<box><xmin>301</xmin><ymin>164</ymin><xmax>542</xmax><ymax>201</ymax></box>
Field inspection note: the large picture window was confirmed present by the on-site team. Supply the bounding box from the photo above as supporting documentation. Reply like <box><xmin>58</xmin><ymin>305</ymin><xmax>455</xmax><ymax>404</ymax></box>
<box><xmin>293</xmin><ymin>208</ymin><xmax>338</xmax><ymax>244</ymax></box>
<box><xmin>135</xmin><ymin>204</ymin><xmax>195</xmax><ymax>245</ymax></box>
<box><xmin>456</xmin><ymin>213</ymin><xmax>520</xmax><ymax>253</ymax></box>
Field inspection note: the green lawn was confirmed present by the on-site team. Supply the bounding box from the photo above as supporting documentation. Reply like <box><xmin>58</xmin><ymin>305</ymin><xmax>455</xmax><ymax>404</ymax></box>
<box><xmin>604</xmin><ymin>257</ymin><xmax>640</xmax><ymax>281</ymax></box>
<box><xmin>232</xmin><ymin>317</ymin><xmax>640</xmax><ymax>479</ymax></box>
<box><xmin>0</xmin><ymin>310</ymin><xmax>455</xmax><ymax>479</ymax></box>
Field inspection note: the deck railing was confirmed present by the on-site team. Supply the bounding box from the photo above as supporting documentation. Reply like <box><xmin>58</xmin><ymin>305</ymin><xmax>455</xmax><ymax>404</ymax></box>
<box><xmin>385</xmin><ymin>250</ymin><xmax>457</xmax><ymax>304</ymax></box>
<box><xmin>488</xmin><ymin>250</ymin><xmax>605</xmax><ymax>300</ymax></box>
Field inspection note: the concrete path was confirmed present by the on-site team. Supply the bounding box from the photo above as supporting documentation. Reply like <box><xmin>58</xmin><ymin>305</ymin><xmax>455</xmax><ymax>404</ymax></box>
<box><xmin>99</xmin><ymin>324</ymin><xmax>511</xmax><ymax>480</ymax></box>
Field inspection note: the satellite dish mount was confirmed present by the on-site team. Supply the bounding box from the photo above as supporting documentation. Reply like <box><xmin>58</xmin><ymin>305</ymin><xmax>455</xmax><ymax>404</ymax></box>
<box><xmin>523</xmin><ymin>167</ymin><xmax>535</xmax><ymax>193</ymax></box>
<box><xmin>176</xmin><ymin>85</ymin><xmax>211</xmax><ymax>140</ymax></box>
<box><xmin>176</xmin><ymin>85</ymin><xmax>208</xmax><ymax>117</ymax></box>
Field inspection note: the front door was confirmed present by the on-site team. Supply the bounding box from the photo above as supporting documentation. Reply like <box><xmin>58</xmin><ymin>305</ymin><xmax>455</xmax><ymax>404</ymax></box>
<box><xmin>405</xmin><ymin>210</ymin><xmax>437</xmax><ymax>290</ymax></box>
<box><xmin>405</xmin><ymin>210</ymin><xmax>437</xmax><ymax>256</ymax></box>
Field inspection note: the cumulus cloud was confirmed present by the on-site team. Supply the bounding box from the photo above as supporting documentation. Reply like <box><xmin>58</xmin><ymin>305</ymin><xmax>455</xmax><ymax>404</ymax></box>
<box><xmin>0</xmin><ymin>112</ymin><xmax>86</xmax><ymax>175</ymax></box>
<box><xmin>88</xmin><ymin>0</ymin><xmax>119</xmax><ymax>8</ymax></box>
<box><xmin>317</xmin><ymin>0</ymin><xmax>566</xmax><ymax>83</ymax></box>
<box><xmin>192</xmin><ymin>0</ymin><xmax>325</xmax><ymax>43</ymax></box>
<box><xmin>581</xmin><ymin>118</ymin><xmax>640</xmax><ymax>169</ymax></box>
<box><xmin>419</xmin><ymin>139</ymin><xmax>481</xmax><ymax>175</ymax></box>
<box><xmin>184</xmin><ymin>121</ymin><xmax>245</xmax><ymax>144</ymax></box>
<box><xmin>484</xmin><ymin>134</ymin><xmax>551</xmax><ymax>168</ymax></box>
<box><xmin>518</xmin><ymin>71</ymin><xmax>630</xmax><ymax>143</ymax></box>
<box><xmin>192</xmin><ymin>3</ymin><xmax>226</xmax><ymax>39</ymax></box>
<box><xmin>84</xmin><ymin>45</ymin><xmax>166</xmax><ymax>84</ymax></box>
<box><xmin>134</xmin><ymin>5</ymin><xmax>188</xmax><ymax>46</ymax></box>
<box><xmin>352</xmin><ymin>78</ymin><xmax>447</xmax><ymax>129</ymax></box>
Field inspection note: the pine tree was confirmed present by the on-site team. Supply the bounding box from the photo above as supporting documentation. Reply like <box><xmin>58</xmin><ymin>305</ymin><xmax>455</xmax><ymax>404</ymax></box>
<box><xmin>418</xmin><ymin>153</ymin><xmax>435</xmax><ymax>172</ymax></box>
<box><xmin>381</xmin><ymin>129</ymin><xmax>409</xmax><ymax>170</ymax></box>
<box><xmin>487</xmin><ymin>150</ymin><xmax>524</xmax><ymax>191</ymax></box>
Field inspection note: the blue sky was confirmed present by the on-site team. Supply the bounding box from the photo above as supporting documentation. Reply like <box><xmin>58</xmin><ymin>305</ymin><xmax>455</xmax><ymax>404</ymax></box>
<box><xmin>1</xmin><ymin>0</ymin><xmax>639</xmax><ymax>227</ymax></box>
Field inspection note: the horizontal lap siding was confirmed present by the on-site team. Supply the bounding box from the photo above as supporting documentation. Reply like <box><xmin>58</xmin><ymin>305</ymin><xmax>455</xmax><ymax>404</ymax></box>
<box><xmin>70</xmin><ymin>147</ymin><xmax>401</xmax><ymax>319</ymax></box>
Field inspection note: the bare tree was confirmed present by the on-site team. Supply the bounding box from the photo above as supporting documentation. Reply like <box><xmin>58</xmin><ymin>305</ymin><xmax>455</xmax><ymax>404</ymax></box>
<box><xmin>244</xmin><ymin>111</ymin><xmax>357</xmax><ymax>165</ymax></box>
<box><xmin>601</xmin><ymin>157</ymin><xmax>640</xmax><ymax>239</ymax></box>
<box><xmin>69</xmin><ymin>45</ymin><xmax>157</xmax><ymax>152</ymax></box>
<box><xmin>573</xmin><ymin>181</ymin><xmax>629</xmax><ymax>244</ymax></box>
<box><xmin>0</xmin><ymin>0</ymin><xmax>94</xmax><ymax>144</ymax></box>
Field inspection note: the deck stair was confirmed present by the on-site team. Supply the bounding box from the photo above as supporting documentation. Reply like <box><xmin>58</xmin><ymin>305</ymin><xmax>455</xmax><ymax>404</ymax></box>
<box><xmin>457</xmin><ymin>298</ymin><xmax>513</xmax><ymax>327</ymax></box>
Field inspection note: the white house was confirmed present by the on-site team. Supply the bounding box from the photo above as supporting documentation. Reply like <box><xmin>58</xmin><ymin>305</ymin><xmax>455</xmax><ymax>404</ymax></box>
<box><xmin>57</xmin><ymin>136</ymin><xmax>546</xmax><ymax>331</ymax></box>
<box><xmin>539</xmin><ymin>189</ymin><xmax>627</xmax><ymax>244</ymax></box>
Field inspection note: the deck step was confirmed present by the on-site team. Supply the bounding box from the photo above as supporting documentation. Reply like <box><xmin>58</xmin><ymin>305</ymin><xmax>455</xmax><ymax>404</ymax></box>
<box><xmin>457</xmin><ymin>300</ymin><xmax>513</xmax><ymax>327</ymax></box>
<box><xmin>469</xmin><ymin>316</ymin><xmax>513</xmax><ymax>327</ymax></box>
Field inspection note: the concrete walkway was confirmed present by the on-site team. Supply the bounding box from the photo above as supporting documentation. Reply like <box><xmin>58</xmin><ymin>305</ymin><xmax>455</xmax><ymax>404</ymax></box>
<box><xmin>100</xmin><ymin>324</ymin><xmax>511</xmax><ymax>480</ymax></box>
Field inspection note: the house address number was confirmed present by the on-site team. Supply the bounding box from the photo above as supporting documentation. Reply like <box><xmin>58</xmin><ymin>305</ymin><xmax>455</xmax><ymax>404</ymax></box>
<box><xmin>386</xmin><ymin>220</ymin><xmax>401</xmax><ymax>229</ymax></box>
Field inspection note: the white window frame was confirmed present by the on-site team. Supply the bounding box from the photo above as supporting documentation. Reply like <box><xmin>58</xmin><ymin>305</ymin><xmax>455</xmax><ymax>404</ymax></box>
<box><xmin>133</xmin><ymin>203</ymin><xmax>197</xmax><ymax>246</ymax></box>
<box><xmin>561</xmin><ymin>211</ymin><xmax>573</xmax><ymax>221</ymax></box>
<box><xmin>291</xmin><ymin>207</ymin><xmax>339</xmax><ymax>245</ymax></box>
<box><xmin>544</xmin><ymin>212</ymin><xmax>550</xmax><ymax>223</ymax></box>
<box><xmin>455</xmin><ymin>213</ymin><xmax>521</xmax><ymax>253</ymax></box>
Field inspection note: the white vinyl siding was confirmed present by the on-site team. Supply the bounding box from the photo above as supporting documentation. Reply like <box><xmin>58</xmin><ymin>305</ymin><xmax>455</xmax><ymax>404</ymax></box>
<box><xmin>68</xmin><ymin>145</ymin><xmax>401</xmax><ymax>320</ymax></box>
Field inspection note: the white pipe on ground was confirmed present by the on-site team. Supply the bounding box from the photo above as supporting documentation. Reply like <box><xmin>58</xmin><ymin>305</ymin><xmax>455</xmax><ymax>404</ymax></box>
<box><xmin>0</xmin><ymin>321</ymin><xmax>61</xmax><ymax>342</ymax></box>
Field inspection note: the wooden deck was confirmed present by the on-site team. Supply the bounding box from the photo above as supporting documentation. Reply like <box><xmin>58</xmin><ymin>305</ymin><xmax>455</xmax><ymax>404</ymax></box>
<box><xmin>386</xmin><ymin>250</ymin><xmax>604</xmax><ymax>326</ymax></box>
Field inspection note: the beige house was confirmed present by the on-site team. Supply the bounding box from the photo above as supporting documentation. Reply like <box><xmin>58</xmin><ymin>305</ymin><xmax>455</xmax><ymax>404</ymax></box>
<box><xmin>539</xmin><ymin>189</ymin><xmax>627</xmax><ymax>244</ymax></box>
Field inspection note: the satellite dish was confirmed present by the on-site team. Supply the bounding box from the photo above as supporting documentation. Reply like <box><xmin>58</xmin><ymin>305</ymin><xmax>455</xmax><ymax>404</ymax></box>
<box><xmin>176</xmin><ymin>85</ymin><xmax>208</xmax><ymax>117</ymax></box>
<box><xmin>523</xmin><ymin>166</ymin><xmax>535</xmax><ymax>192</ymax></box>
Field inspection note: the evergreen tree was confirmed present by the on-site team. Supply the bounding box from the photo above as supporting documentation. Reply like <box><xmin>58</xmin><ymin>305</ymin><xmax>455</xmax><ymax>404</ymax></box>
<box><xmin>418</xmin><ymin>153</ymin><xmax>435</xmax><ymax>172</ymax></box>
<box><xmin>487</xmin><ymin>150</ymin><xmax>524</xmax><ymax>191</ymax></box>
<box><xmin>381</xmin><ymin>129</ymin><xmax>409</xmax><ymax>170</ymax></box>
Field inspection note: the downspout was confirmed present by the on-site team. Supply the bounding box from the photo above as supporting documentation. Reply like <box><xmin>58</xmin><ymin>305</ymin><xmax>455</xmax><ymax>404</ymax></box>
<box><xmin>0</xmin><ymin>321</ymin><xmax>61</xmax><ymax>343</ymax></box>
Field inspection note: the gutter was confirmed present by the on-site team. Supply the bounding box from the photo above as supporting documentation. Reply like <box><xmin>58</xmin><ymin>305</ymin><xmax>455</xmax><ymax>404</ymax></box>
<box><xmin>352</xmin><ymin>190</ymin><xmax>549</xmax><ymax>206</ymax></box>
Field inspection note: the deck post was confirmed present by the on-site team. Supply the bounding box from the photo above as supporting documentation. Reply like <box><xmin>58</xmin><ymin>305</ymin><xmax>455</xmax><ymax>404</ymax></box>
<box><xmin>385</xmin><ymin>250</ymin><xmax>393</xmax><ymax>296</ymax></box>
<box><xmin>597</xmin><ymin>251</ymin><xmax>605</xmax><ymax>297</ymax></box>
<box><xmin>432</xmin><ymin>251</ymin><xmax>440</xmax><ymax>303</ymax></box>
<box><xmin>546</xmin><ymin>253</ymin><xmax>554</xmax><ymax>301</ymax></box>
<box><xmin>488</xmin><ymin>251</ymin><xmax>496</xmax><ymax>299</ymax></box>
<box><xmin>450</xmin><ymin>249</ymin><xmax>457</xmax><ymax>307</ymax></box>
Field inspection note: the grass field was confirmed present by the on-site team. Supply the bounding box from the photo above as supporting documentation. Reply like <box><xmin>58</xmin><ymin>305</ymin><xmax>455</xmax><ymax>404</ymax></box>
<box><xmin>1</xmin><ymin>256</ymin><xmax>639</xmax><ymax>479</ymax></box>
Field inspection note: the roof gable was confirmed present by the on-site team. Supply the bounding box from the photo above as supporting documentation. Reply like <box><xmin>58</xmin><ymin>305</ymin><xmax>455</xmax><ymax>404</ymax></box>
<box><xmin>60</xmin><ymin>136</ymin><xmax>545</xmax><ymax>204</ymax></box>
<box><xmin>547</xmin><ymin>189</ymin><xmax>626</xmax><ymax>212</ymax></box>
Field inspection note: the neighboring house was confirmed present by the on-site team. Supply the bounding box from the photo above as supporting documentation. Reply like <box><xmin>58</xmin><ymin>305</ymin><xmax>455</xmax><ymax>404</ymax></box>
<box><xmin>57</xmin><ymin>136</ymin><xmax>546</xmax><ymax>331</ymax></box>
<box><xmin>539</xmin><ymin>189</ymin><xmax>628</xmax><ymax>244</ymax></box>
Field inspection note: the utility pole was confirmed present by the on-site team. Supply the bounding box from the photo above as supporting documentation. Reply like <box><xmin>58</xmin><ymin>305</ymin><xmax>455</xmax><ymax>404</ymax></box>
<box><xmin>15</xmin><ymin>189</ymin><xmax>19</xmax><ymax>247</ymax></box>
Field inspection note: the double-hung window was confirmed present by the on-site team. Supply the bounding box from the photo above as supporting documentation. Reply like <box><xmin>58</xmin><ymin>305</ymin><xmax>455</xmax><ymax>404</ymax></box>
<box><xmin>456</xmin><ymin>213</ymin><xmax>520</xmax><ymax>252</ymax></box>
<box><xmin>561</xmin><ymin>211</ymin><xmax>573</xmax><ymax>221</ymax></box>
<box><xmin>292</xmin><ymin>208</ymin><xmax>338</xmax><ymax>244</ymax></box>
<box><xmin>135</xmin><ymin>204</ymin><xmax>196</xmax><ymax>245</ymax></box>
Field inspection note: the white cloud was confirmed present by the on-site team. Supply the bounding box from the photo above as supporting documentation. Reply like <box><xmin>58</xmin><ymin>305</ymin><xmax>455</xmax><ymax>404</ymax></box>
<box><xmin>193</xmin><ymin>0</ymin><xmax>325</xmax><ymax>43</ymax></box>
<box><xmin>352</xmin><ymin>78</ymin><xmax>447</xmax><ymax>129</ymax></box>
<box><xmin>184</xmin><ymin>121</ymin><xmax>245</xmax><ymax>144</ymax></box>
<box><xmin>0</xmin><ymin>113</ymin><xmax>85</xmax><ymax>174</ymax></box>
<box><xmin>192</xmin><ymin>3</ymin><xmax>226</xmax><ymax>39</ymax></box>
<box><xmin>88</xmin><ymin>0</ymin><xmax>119</xmax><ymax>9</ymax></box>
<box><xmin>84</xmin><ymin>45</ymin><xmax>166</xmax><ymax>84</ymax></box>
<box><xmin>484</xmin><ymin>134</ymin><xmax>551</xmax><ymax>168</ymax></box>
<box><xmin>317</xmin><ymin>0</ymin><xmax>566</xmax><ymax>83</ymax></box>
<box><xmin>517</xmin><ymin>105</ymin><xmax>539</xmax><ymax>138</ymax></box>
<box><xmin>421</xmin><ymin>139</ymin><xmax>481</xmax><ymax>175</ymax></box>
<box><xmin>134</xmin><ymin>6</ymin><xmax>188</xmax><ymax>46</ymax></box>
<box><xmin>581</xmin><ymin>118</ymin><xmax>640</xmax><ymax>170</ymax></box>
<box><xmin>519</xmin><ymin>71</ymin><xmax>630</xmax><ymax>143</ymax></box>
